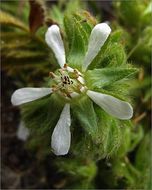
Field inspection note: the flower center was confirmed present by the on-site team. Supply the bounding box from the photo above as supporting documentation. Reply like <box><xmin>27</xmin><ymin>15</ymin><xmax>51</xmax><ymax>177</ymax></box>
<box><xmin>49</xmin><ymin>64</ymin><xmax>87</xmax><ymax>100</ymax></box>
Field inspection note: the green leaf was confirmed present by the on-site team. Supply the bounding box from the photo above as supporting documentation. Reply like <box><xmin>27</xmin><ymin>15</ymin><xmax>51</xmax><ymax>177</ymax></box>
<box><xmin>117</xmin><ymin>122</ymin><xmax>143</xmax><ymax>157</ymax></box>
<box><xmin>135</xmin><ymin>133</ymin><xmax>151</xmax><ymax>189</ymax></box>
<box><xmin>0</xmin><ymin>1</ymin><xmax>19</xmax><ymax>15</ymax></box>
<box><xmin>22</xmin><ymin>94</ymin><xmax>65</xmax><ymax>157</ymax></box>
<box><xmin>55</xmin><ymin>158</ymin><xmax>97</xmax><ymax>189</ymax></box>
<box><xmin>130</xmin><ymin>26</ymin><xmax>152</xmax><ymax>65</ymax></box>
<box><xmin>90</xmin><ymin>40</ymin><xmax>127</xmax><ymax>69</ymax></box>
<box><xmin>88</xmin><ymin>28</ymin><xmax>129</xmax><ymax>70</ymax></box>
<box><xmin>143</xmin><ymin>87</ymin><xmax>152</xmax><ymax>102</ymax></box>
<box><xmin>1</xmin><ymin>30</ymin><xmax>52</xmax><ymax>86</ymax></box>
<box><xmin>64</xmin><ymin>13</ymin><xmax>93</xmax><ymax>70</ymax></box>
<box><xmin>128</xmin><ymin>125</ymin><xmax>143</xmax><ymax>152</ymax></box>
<box><xmin>85</xmin><ymin>67</ymin><xmax>138</xmax><ymax>89</ymax></box>
<box><xmin>64</xmin><ymin>0</ymin><xmax>84</xmax><ymax>14</ymax></box>
<box><xmin>116</xmin><ymin>124</ymin><xmax>132</xmax><ymax>157</ymax></box>
<box><xmin>94</xmin><ymin>106</ymin><xmax>122</xmax><ymax>158</ymax></box>
<box><xmin>111</xmin><ymin>158</ymin><xmax>141</xmax><ymax>188</ymax></box>
<box><xmin>1</xmin><ymin>1</ymin><xmax>30</xmax><ymax>24</ymax></box>
<box><xmin>109</xmin><ymin>29</ymin><xmax>124</xmax><ymax>43</ymax></box>
<box><xmin>49</xmin><ymin>5</ymin><xmax>64</xmax><ymax>27</ymax></box>
<box><xmin>114</xmin><ymin>0</ymin><xmax>142</xmax><ymax>28</ymax></box>
<box><xmin>71</xmin><ymin>96</ymin><xmax>98</xmax><ymax>140</ymax></box>
<box><xmin>103</xmin><ymin>119</ymin><xmax>122</xmax><ymax>157</ymax></box>
<box><xmin>22</xmin><ymin>94</ymin><xmax>64</xmax><ymax>134</ymax></box>
<box><xmin>0</xmin><ymin>10</ymin><xmax>28</xmax><ymax>31</ymax></box>
<box><xmin>3</xmin><ymin>49</ymin><xmax>46</xmax><ymax>59</ymax></box>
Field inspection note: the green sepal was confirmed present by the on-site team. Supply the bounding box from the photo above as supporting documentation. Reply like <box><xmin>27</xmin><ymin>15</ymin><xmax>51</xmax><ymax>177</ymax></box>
<box><xmin>85</xmin><ymin>67</ymin><xmax>138</xmax><ymax>89</ymax></box>
<box><xmin>71</xmin><ymin>96</ymin><xmax>98</xmax><ymax>141</ymax></box>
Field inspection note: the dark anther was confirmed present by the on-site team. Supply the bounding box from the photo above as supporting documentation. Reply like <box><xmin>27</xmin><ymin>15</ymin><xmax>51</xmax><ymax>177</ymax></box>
<box><xmin>67</xmin><ymin>77</ymin><xmax>70</xmax><ymax>84</ymax></box>
<box><xmin>64</xmin><ymin>63</ymin><xmax>67</xmax><ymax>68</ymax></box>
<box><xmin>64</xmin><ymin>76</ymin><xmax>67</xmax><ymax>81</ymax></box>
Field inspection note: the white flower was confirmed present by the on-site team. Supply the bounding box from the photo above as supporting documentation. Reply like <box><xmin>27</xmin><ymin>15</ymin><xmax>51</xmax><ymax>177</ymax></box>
<box><xmin>11</xmin><ymin>23</ymin><xmax>133</xmax><ymax>156</ymax></box>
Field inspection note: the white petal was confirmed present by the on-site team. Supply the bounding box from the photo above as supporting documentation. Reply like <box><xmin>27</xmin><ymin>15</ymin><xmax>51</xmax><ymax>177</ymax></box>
<box><xmin>45</xmin><ymin>25</ymin><xmax>65</xmax><ymax>68</ymax></box>
<box><xmin>67</xmin><ymin>66</ymin><xmax>74</xmax><ymax>72</ymax></box>
<box><xmin>80</xmin><ymin>86</ymin><xmax>87</xmax><ymax>93</ymax></box>
<box><xmin>11</xmin><ymin>88</ymin><xmax>52</xmax><ymax>106</ymax></box>
<box><xmin>70</xmin><ymin>92</ymin><xmax>80</xmax><ymax>98</ymax></box>
<box><xmin>51</xmin><ymin>103</ymin><xmax>71</xmax><ymax>155</ymax></box>
<box><xmin>77</xmin><ymin>76</ymin><xmax>85</xmax><ymax>84</ymax></box>
<box><xmin>82</xmin><ymin>23</ymin><xmax>111</xmax><ymax>71</ymax></box>
<box><xmin>17</xmin><ymin>121</ymin><xmax>29</xmax><ymax>141</ymax></box>
<box><xmin>87</xmin><ymin>90</ymin><xmax>133</xmax><ymax>120</ymax></box>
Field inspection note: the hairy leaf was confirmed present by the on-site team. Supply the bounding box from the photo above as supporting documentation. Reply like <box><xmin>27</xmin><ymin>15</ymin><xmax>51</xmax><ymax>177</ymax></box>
<box><xmin>85</xmin><ymin>67</ymin><xmax>137</xmax><ymax>89</ymax></box>
<box><xmin>135</xmin><ymin>133</ymin><xmax>151</xmax><ymax>189</ymax></box>
<box><xmin>0</xmin><ymin>10</ymin><xmax>28</xmax><ymax>31</ymax></box>
<box><xmin>64</xmin><ymin>13</ymin><xmax>93</xmax><ymax>70</ymax></box>
<box><xmin>22</xmin><ymin>94</ymin><xmax>64</xmax><ymax>134</ymax></box>
<box><xmin>94</xmin><ymin>106</ymin><xmax>122</xmax><ymax>158</ymax></box>
<box><xmin>90</xmin><ymin>40</ymin><xmax>127</xmax><ymax>69</ymax></box>
<box><xmin>71</xmin><ymin>96</ymin><xmax>98</xmax><ymax>141</ymax></box>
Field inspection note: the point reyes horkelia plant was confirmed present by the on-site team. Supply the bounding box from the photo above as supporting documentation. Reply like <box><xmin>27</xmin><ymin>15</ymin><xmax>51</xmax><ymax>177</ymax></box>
<box><xmin>11</xmin><ymin>23</ymin><xmax>133</xmax><ymax>156</ymax></box>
